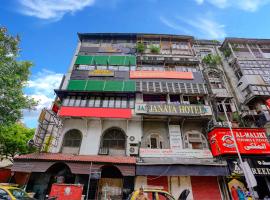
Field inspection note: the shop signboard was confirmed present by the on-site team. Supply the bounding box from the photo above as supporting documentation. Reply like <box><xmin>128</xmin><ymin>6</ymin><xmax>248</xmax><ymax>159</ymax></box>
<box><xmin>135</xmin><ymin>103</ymin><xmax>212</xmax><ymax>116</ymax></box>
<box><xmin>168</xmin><ymin>125</ymin><xmax>182</xmax><ymax>149</ymax></box>
<box><xmin>89</xmin><ymin>69</ymin><xmax>114</xmax><ymax>77</ymax></box>
<box><xmin>130</xmin><ymin>71</ymin><xmax>193</xmax><ymax>79</ymax></box>
<box><xmin>208</xmin><ymin>128</ymin><xmax>270</xmax><ymax>156</ymax></box>
<box><xmin>228</xmin><ymin>158</ymin><xmax>270</xmax><ymax>176</ymax></box>
<box><xmin>139</xmin><ymin>148</ymin><xmax>213</xmax><ymax>158</ymax></box>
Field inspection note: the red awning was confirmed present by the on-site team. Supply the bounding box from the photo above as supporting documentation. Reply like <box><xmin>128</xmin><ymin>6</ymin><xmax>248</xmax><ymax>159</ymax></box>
<box><xmin>14</xmin><ymin>153</ymin><xmax>136</xmax><ymax>164</ymax></box>
<box><xmin>58</xmin><ymin>107</ymin><xmax>132</xmax><ymax>119</ymax></box>
<box><xmin>12</xmin><ymin>153</ymin><xmax>136</xmax><ymax>176</ymax></box>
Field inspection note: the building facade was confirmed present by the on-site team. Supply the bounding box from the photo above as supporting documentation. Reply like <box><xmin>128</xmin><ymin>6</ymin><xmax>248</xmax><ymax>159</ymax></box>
<box><xmin>11</xmin><ymin>34</ymin><xmax>270</xmax><ymax>200</ymax></box>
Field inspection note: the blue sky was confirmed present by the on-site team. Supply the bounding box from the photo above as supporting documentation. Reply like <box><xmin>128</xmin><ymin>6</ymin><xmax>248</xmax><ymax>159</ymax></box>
<box><xmin>1</xmin><ymin>0</ymin><xmax>270</xmax><ymax>128</ymax></box>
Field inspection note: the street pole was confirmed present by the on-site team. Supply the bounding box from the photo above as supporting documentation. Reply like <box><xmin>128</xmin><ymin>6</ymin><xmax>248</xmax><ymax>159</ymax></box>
<box><xmin>86</xmin><ymin>162</ymin><xmax>93</xmax><ymax>200</ymax></box>
<box><xmin>221</xmin><ymin>100</ymin><xmax>255</xmax><ymax>199</ymax></box>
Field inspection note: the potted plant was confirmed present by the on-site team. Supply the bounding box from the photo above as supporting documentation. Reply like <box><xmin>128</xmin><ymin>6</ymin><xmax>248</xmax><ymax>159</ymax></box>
<box><xmin>232</xmin><ymin>112</ymin><xmax>240</xmax><ymax>128</ymax></box>
<box><xmin>136</xmin><ymin>43</ymin><xmax>145</xmax><ymax>53</ymax></box>
<box><xmin>202</xmin><ymin>54</ymin><xmax>222</xmax><ymax>68</ymax></box>
<box><xmin>149</xmin><ymin>45</ymin><xmax>160</xmax><ymax>54</ymax></box>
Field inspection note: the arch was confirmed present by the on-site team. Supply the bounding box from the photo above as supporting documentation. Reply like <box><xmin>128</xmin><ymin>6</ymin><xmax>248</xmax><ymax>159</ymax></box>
<box><xmin>61</xmin><ymin>129</ymin><xmax>82</xmax><ymax>154</ymax></box>
<box><xmin>183</xmin><ymin>130</ymin><xmax>208</xmax><ymax>150</ymax></box>
<box><xmin>46</xmin><ymin>162</ymin><xmax>71</xmax><ymax>175</ymax></box>
<box><xmin>101</xmin><ymin>165</ymin><xmax>123</xmax><ymax>178</ymax></box>
<box><xmin>147</xmin><ymin>133</ymin><xmax>164</xmax><ymax>149</ymax></box>
<box><xmin>101</xmin><ymin>127</ymin><xmax>126</xmax><ymax>150</ymax></box>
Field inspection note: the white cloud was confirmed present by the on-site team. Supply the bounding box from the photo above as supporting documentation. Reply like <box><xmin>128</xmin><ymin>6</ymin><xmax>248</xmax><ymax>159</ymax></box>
<box><xmin>195</xmin><ymin>0</ymin><xmax>270</xmax><ymax>12</ymax></box>
<box><xmin>22</xmin><ymin>69</ymin><xmax>63</xmax><ymax>127</ymax></box>
<box><xmin>160</xmin><ymin>15</ymin><xmax>226</xmax><ymax>39</ymax></box>
<box><xmin>159</xmin><ymin>16</ymin><xmax>192</xmax><ymax>35</ymax></box>
<box><xmin>17</xmin><ymin>0</ymin><xmax>95</xmax><ymax>21</ymax></box>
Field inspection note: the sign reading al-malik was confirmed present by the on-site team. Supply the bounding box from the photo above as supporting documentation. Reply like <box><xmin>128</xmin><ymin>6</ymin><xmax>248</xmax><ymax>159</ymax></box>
<box><xmin>135</xmin><ymin>103</ymin><xmax>212</xmax><ymax>116</ymax></box>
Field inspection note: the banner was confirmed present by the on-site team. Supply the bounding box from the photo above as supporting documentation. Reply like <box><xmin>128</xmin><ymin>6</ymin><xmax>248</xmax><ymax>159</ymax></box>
<box><xmin>135</xmin><ymin>103</ymin><xmax>212</xmax><ymax>116</ymax></box>
<box><xmin>140</xmin><ymin>148</ymin><xmax>213</xmax><ymax>158</ymax></box>
<box><xmin>168</xmin><ymin>125</ymin><xmax>182</xmax><ymax>149</ymax></box>
<box><xmin>208</xmin><ymin>128</ymin><xmax>270</xmax><ymax>156</ymax></box>
<box><xmin>130</xmin><ymin>71</ymin><xmax>193</xmax><ymax>79</ymax></box>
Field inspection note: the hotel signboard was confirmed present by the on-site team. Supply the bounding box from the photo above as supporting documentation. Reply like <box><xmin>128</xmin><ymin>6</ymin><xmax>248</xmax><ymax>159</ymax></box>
<box><xmin>208</xmin><ymin>128</ymin><xmax>270</xmax><ymax>156</ymax></box>
<box><xmin>139</xmin><ymin>148</ymin><xmax>213</xmax><ymax>159</ymax></box>
<box><xmin>135</xmin><ymin>103</ymin><xmax>212</xmax><ymax>116</ymax></box>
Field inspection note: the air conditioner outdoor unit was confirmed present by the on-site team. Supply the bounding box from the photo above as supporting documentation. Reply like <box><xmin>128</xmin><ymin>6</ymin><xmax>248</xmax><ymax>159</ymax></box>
<box><xmin>129</xmin><ymin>146</ymin><xmax>139</xmax><ymax>155</ymax></box>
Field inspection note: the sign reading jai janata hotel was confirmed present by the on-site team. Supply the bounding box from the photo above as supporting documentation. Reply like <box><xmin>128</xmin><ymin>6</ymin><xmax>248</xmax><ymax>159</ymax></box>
<box><xmin>208</xmin><ymin>128</ymin><xmax>270</xmax><ymax>156</ymax></box>
<box><xmin>135</xmin><ymin>103</ymin><xmax>212</xmax><ymax>116</ymax></box>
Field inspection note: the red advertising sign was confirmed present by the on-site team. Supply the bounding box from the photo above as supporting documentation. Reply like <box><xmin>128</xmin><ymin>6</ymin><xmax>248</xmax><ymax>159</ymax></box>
<box><xmin>49</xmin><ymin>184</ymin><xmax>83</xmax><ymax>200</ymax></box>
<box><xmin>130</xmin><ymin>71</ymin><xmax>193</xmax><ymax>79</ymax></box>
<box><xmin>208</xmin><ymin>128</ymin><xmax>270</xmax><ymax>156</ymax></box>
<box><xmin>266</xmin><ymin>99</ymin><xmax>270</xmax><ymax>109</ymax></box>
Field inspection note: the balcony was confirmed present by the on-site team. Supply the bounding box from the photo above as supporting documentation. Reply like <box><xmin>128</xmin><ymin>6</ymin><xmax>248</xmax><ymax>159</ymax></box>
<box><xmin>211</xmin><ymin>88</ymin><xmax>230</xmax><ymax>98</ymax></box>
<box><xmin>98</xmin><ymin>147</ymin><xmax>126</xmax><ymax>156</ymax></box>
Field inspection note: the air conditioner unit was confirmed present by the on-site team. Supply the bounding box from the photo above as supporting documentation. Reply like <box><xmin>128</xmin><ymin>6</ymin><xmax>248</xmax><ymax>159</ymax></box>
<box><xmin>129</xmin><ymin>146</ymin><xmax>139</xmax><ymax>155</ymax></box>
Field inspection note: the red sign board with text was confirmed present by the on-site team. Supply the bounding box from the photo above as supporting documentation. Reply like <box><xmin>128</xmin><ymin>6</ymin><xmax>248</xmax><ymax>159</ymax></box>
<box><xmin>208</xmin><ymin>128</ymin><xmax>270</xmax><ymax>156</ymax></box>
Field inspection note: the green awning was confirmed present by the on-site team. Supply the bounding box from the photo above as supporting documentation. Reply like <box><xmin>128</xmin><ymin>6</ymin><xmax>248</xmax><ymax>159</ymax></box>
<box><xmin>67</xmin><ymin>80</ymin><xmax>135</xmax><ymax>92</ymax></box>
<box><xmin>75</xmin><ymin>55</ymin><xmax>136</xmax><ymax>66</ymax></box>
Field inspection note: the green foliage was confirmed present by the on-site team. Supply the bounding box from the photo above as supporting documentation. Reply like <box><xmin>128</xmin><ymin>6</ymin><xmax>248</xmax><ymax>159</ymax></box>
<box><xmin>202</xmin><ymin>54</ymin><xmax>222</xmax><ymax>68</ymax></box>
<box><xmin>223</xmin><ymin>48</ymin><xmax>232</xmax><ymax>58</ymax></box>
<box><xmin>232</xmin><ymin>112</ymin><xmax>241</xmax><ymax>122</ymax></box>
<box><xmin>0</xmin><ymin>27</ymin><xmax>37</xmax><ymax>125</ymax></box>
<box><xmin>149</xmin><ymin>45</ymin><xmax>160</xmax><ymax>54</ymax></box>
<box><xmin>217</xmin><ymin>115</ymin><xmax>226</xmax><ymax>122</ymax></box>
<box><xmin>0</xmin><ymin>123</ymin><xmax>36</xmax><ymax>160</ymax></box>
<box><xmin>136</xmin><ymin>43</ymin><xmax>145</xmax><ymax>53</ymax></box>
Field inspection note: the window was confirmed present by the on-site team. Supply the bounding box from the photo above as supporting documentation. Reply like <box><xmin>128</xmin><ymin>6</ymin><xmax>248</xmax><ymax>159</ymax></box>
<box><xmin>69</xmin><ymin>96</ymin><xmax>75</xmax><ymax>106</ymax></box>
<box><xmin>62</xmin><ymin>129</ymin><xmax>82</xmax><ymax>147</ymax></box>
<box><xmin>63</xmin><ymin>96</ymin><xmax>70</xmax><ymax>106</ymax></box>
<box><xmin>184</xmin><ymin>131</ymin><xmax>208</xmax><ymax>150</ymax></box>
<box><xmin>62</xmin><ymin>129</ymin><xmax>82</xmax><ymax>154</ymax></box>
<box><xmin>102</xmin><ymin>128</ymin><xmax>126</xmax><ymax>149</ymax></box>
<box><xmin>0</xmin><ymin>189</ymin><xmax>9</xmax><ymax>200</ymax></box>
<box><xmin>217</xmin><ymin>100</ymin><xmax>232</xmax><ymax>112</ymax></box>
<box><xmin>170</xmin><ymin>94</ymin><xmax>180</xmax><ymax>103</ymax></box>
<box><xmin>94</xmin><ymin>97</ymin><xmax>101</xmax><ymax>107</ymax></box>
<box><xmin>148</xmin><ymin>134</ymin><xmax>163</xmax><ymax>149</ymax></box>
<box><xmin>143</xmin><ymin>94</ymin><xmax>167</xmax><ymax>102</ymax></box>
<box><xmin>182</xmin><ymin>96</ymin><xmax>190</xmax><ymax>104</ymax></box>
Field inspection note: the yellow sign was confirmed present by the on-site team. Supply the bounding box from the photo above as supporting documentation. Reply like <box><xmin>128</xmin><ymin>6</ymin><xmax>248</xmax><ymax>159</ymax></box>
<box><xmin>89</xmin><ymin>69</ymin><xmax>114</xmax><ymax>77</ymax></box>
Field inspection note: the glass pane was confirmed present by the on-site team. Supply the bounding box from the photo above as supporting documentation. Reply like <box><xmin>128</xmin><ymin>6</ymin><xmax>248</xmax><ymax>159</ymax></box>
<box><xmin>94</xmin><ymin>97</ymin><xmax>101</xmax><ymax>107</ymax></box>
<box><xmin>63</xmin><ymin>97</ymin><xmax>70</xmax><ymax>106</ymax></box>
<box><xmin>115</xmin><ymin>97</ymin><xmax>121</xmax><ymax>108</ymax></box>
<box><xmin>121</xmin><ymin>97</ymin><xmax>127</xmax><ymax>108</ymax></box>
<box><xmin>69</xmin><ymin>97</ymin><xmax>75</xmax><ymax>106</ymax></box>
<box><xmin>151</xmin><ymin>137</ymin><xmax>158</xmax><ymax>149</ymax></box>
<box><xmin>74</xmin><ymin>97</ymin><xmax>81</xmax><ymax>107</ymax></box>
<box><xmin>103</xmin><ymin>97</ymin><xmax>109</xmax><ymax>108</ymax></box>
<box><xmin>80</xmin><ymin>97</ymin><xmax>87</xmax><ymax>107</ymax></box>
<box><xmin>88</xmin><ymin>96</ymin><xmax>95</xmax><ymax>107</ymax></box>
<box><xmin>129</xmin><ymin>98</ymin><xmax>135</xmax><ymax>108</ymax></box>
<box><xmin>109</xmin><ymin>97</ymin><xmax>115</xmax><ymax>108</ymax></box>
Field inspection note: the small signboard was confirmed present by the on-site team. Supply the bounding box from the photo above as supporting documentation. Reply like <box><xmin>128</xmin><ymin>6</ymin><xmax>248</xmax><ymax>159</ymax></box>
<box><xmin>89</xmin><ymin>69</ymin><xmax>114</xmax><ymax>77</ymax></box>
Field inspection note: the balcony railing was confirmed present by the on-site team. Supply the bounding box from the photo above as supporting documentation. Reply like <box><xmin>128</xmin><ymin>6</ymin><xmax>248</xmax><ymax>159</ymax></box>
<box><xmin>98</xmin><ymin>147</ymin><xmax>126</xmax><ymax>156</ymax></box>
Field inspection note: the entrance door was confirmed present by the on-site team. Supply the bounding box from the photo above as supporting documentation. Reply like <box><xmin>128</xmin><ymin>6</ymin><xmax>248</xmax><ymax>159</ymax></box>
<box><xmin>98</xmin><ymin>165</ymin><xmax>123</xmax><ymax>200</ymax></box>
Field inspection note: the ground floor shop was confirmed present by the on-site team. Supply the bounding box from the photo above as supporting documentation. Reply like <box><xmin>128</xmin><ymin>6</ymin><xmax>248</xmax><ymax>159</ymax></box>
<box><xmin>227</xmin><ymin>158</ymin><xmax>270</xmax><ymax>199</ymax></box>
<box><xmin>135</xmin><ymin>162</ymin><xmax>229</xmax><ymax>200</ymax></box>
<box><xmin>11</xmin><ymin>153</ymin><xmax>136</xmax><ymax>200</ymax></box>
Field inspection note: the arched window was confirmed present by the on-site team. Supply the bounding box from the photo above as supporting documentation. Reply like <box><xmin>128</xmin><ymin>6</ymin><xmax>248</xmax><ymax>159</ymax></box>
<box><xmin>147</xmin><ymin>134</ymin><xmax>163</xmax><ymax>149</ymax></box>
<box><xmin>102</xmin><ymin>128</ymin><xmax>126</xmax><ymax>150</ymax></box>
<box><xmin>183</xmin><ymin>131</ymin><xmax>208</xmax><ymax>150</ymax></box>
<box><xmin>61</xmin><ymin>129</ymin><xmax>82</xmax><ymax>154</ymax></box>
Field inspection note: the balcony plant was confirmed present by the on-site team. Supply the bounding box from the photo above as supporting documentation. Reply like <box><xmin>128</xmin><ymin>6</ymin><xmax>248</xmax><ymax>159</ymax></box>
<box><xmin>149</xmin><ymin>45</ymin><xmax>160</xmax><ymax>54</ymax></box>
<box><xmin>202</xmin><ymin>54</ymin><xmax>222</xmax><ymax>68</ymax></box>
<box><xmin>232</xmin><ymin>112</ymin><xmax>241</xmax><ymax>128</ymax></box>
<box><xmin>223</xmin><ymin>47</ymin><xmax>232</xmax><ymax>58</ymax></box>
<box><xmin>136</xmin><ymin>43</ymin><xmax>145</xmax><ymax>53</ymax></box>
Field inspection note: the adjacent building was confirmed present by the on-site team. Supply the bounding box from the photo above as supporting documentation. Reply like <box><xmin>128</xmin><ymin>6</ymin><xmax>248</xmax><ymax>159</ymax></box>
<box><xmin>11</xmin><ymin>34</ymin><xmax>270</xmax><ymax>200</ymax></box>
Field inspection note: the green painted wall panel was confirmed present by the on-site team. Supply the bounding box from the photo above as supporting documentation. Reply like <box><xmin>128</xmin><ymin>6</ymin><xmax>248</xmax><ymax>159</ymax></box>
<box><xmin>67</xmin><ymin>80</ymin><xmax>87</xmax><ymax>90</ymax></box>
<box><xmin>86</xmin><ymin>80</ymin><xmax>105</xmax><ymax>91</ymax></box>
<box><xmin>75</xmin><ymin>55</ymin><xmax>136</xmax><ymax>66</ymax></box>
<box><xmin>123</xmin><ymin>81</ymin><xmax>136</xmax><ymax>91</ymax></box>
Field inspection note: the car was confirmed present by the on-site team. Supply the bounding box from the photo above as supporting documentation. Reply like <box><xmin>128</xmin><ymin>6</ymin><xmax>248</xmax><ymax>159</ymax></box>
<box><xmin>128</xmin><ymin>188</ymin><xmax>190</xmax><ymax>200</ymax></box>
<box><xmin>0</xmin><ymin>184</ymin><xmax>36</xmax><ymax>200</ymax></box>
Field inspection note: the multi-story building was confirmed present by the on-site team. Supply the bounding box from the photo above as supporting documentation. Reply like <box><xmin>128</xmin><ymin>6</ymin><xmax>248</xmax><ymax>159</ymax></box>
<box><xmin>10</xmin><ymin>34</ymin><xmax>270</xmax><ymax>200</ymax></box>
